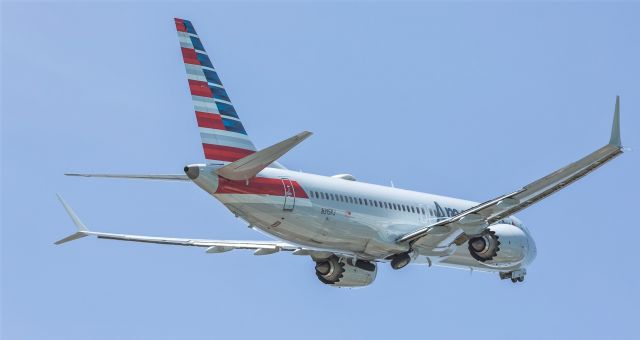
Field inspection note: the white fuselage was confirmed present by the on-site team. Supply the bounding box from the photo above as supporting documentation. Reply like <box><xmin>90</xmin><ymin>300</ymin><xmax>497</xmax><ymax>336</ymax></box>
<box><xmin>191</xmin><ymin>165</ymin><xmax>537</xmax><ymax>273</ymax></box>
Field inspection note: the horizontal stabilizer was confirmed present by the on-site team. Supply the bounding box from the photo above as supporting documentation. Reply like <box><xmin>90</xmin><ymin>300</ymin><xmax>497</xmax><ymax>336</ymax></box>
<box><xmin>65</xmin><ymin>173</ymin><xmax>190</xmax><ymax>181</ymax></box>
<box><xmin>216</xmin><ymin>131</ymin><xmax>312</xmax><ymax>180</ymax></box>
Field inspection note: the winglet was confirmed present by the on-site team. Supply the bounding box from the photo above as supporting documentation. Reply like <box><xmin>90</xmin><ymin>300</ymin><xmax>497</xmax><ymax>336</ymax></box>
<box><xmin>55</xmin><ymin>194</ymin><xmax>89</xmax><ymax>245</ymax></box>
<box><xmin>609</xmin><ymin>96</ymin><xmax>622</xmax><ymax>147</ymax></box>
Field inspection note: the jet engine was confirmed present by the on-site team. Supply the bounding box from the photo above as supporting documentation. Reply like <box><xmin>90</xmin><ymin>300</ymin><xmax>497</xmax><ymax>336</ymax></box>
<box><xmin>467</xmin><ymin>223</ymin><xmax>529</xmax><ymax>268</ymax></box>
<box><xmin>314</xmin><ymin>255</ymin><xmax>377</xmax><ymax>287</ymax></box>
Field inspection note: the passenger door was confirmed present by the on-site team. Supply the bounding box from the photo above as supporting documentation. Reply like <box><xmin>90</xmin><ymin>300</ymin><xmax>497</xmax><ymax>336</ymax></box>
<box><xmin>281</xmin><ymin>178</ymin><xmax>295</xmax><ymax>211</ymax></box>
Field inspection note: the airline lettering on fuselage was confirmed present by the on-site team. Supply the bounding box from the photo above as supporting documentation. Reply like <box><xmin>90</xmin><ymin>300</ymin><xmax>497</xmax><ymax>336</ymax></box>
<box><xmin>433</xmin><ymin>202</ymin><xmax>459</xmax><ymax>218</ymax></box>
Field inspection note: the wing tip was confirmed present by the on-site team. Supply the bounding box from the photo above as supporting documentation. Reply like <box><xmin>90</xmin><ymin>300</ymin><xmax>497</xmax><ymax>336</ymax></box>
<box><xmin>56</xmin><ymin>194</ymin><xmax>89</xmax><ymax>232</ymax></box>
<box><xmin>609</xmin><ymin>95</ymin><xmax>622</xmax><ymax>147</ymax></box>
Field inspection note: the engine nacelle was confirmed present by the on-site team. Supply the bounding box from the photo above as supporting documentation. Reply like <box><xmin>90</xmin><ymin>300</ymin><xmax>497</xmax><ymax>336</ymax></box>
<box><xmin>467</xmin><ymin>223</ymin><xmax>529</xmax><ymax>268</ymax></box>
<box><xmin>315</xmin><ymin>256</ymin><xmax>377</xmax><ymax>287</ymax></box>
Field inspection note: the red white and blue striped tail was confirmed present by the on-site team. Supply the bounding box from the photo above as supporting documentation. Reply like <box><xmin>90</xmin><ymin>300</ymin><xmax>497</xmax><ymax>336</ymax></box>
<box><xmin>175</xmin><ymin>18</ymin><xmax>257</xmax><ymax>165</ymax></box>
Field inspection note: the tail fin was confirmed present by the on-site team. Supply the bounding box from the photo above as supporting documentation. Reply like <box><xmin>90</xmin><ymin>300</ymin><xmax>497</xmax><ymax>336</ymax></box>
<box><xmin>174</xmin><ymin>18</ymin><xmax>257</xmax><ymax>164</ymax></box>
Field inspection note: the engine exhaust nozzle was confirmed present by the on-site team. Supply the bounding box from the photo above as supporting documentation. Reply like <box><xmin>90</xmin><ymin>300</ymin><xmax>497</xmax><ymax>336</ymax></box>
<box><xmin>184</xmin><ymin>165</ymin><xmax>200</xmax><ymax>180</ymax></box>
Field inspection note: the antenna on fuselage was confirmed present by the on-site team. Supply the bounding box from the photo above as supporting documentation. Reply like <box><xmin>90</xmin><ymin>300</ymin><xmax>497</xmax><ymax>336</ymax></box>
<box><xmin>390</xmin><ymin>181</ymin><xmax>395</xmax><ymax>188</ymax></box>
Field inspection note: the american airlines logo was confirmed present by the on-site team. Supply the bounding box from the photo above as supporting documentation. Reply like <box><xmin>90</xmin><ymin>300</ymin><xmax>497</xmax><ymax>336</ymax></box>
<box><xmin>433</xmin><ymin>202</ymin><xmax>460</xmax><ymax>218</ymax></box>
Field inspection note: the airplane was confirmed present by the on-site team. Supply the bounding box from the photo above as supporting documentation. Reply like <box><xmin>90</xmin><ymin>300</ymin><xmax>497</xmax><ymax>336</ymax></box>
<box><xmin>56</xmin><ymin>18</ymin><xmax>625</xmax><ymax>287</ymax></box>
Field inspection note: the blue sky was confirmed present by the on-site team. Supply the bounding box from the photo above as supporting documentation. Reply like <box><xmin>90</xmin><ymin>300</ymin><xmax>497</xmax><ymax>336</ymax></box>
<box><xmin>2</xmin><ymin>2</ymin><xmax>639</xmax><ymax>339</ymax></box>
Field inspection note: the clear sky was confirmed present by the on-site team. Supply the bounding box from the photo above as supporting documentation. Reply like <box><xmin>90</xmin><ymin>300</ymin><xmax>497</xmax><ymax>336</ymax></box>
<box><xmin>2</xmin><ymin>2</ymin><xmax>639</xmax><ymax>339</ymax></box>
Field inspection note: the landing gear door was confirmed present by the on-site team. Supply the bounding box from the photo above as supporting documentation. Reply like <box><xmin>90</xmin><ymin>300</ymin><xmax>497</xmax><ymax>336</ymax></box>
<box><xmin>281</xmin><ymin>178</ymin><xmax>295</xmax><ymax>211</ymax></box>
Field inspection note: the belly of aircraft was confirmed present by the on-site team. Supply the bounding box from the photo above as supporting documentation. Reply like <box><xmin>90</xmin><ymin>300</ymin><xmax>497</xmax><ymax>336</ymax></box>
<box><xmin>215</xmin><ymin>194</ymin><xmax>406</xmax><ymax>258</ymax></box>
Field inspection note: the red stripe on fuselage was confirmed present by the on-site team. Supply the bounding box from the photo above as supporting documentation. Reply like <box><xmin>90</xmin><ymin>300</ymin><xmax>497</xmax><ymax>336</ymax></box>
<box><xmin>203</xmin><ymin>143</ymin><xmax>255</xmax><ymax>162</ymax></box>
<box><xmin>216</xmin><ymin>177</ymin><xmax>309</xmax><ymax>198</ymax></box>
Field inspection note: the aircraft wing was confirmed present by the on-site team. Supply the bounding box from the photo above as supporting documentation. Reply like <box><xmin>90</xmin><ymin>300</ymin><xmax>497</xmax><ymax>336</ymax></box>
<box><xmin>400</xmin><ymin>96</ymin><xmax>624</xmax><ymax>245</ymax></box>
<box><xmin>54</xmin><ymin>195</ymin><xmax>333</xmax><ymax>257</ymax></box>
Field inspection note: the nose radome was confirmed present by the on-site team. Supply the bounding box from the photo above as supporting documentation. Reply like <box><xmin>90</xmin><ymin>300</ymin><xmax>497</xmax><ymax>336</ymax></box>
<box><xmin>183</xmin><ymin>164</ymin><xmax>200</xmax><ymax>180</ymax></box>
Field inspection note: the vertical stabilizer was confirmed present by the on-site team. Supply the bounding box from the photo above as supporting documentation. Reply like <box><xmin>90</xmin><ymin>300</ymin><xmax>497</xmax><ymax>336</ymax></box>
<box><xmin>174</xmin><ymin>18</ymin><xmax>257</xmax><ymax>164</ymax></box>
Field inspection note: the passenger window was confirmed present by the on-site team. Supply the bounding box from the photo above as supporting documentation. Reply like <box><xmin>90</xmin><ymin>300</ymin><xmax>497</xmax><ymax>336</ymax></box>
<box><xmin>411</xmin><ymin>207</ymin><xmax>415</xmax><ymax>213</ymax></box>
<box><xmin>349</xmin><ymin>197</ymin><xmax>354</xmax><ymax>204</ymax></box>
<box><xmin>384</xmin><ymin>202</ymin><xmax>388</xmax><ymax>209</ymax></box>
